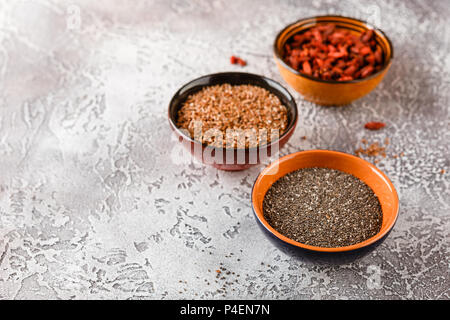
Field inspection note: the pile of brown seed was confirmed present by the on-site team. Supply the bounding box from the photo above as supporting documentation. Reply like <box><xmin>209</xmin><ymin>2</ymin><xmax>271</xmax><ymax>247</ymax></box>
<box><xmin>263</xmin><ymin>167</ymin><xmax>383</xmax><ymax>248</ymax></box>
<box><xmin>176</xmin><ymin>84</ymin><xmax>288</xmax><ymax>148</ymax></box>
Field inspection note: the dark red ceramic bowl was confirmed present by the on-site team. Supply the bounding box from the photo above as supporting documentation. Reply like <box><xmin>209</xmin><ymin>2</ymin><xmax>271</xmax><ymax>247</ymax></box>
<box><xmin>168</xmin><ymin>72</ymin><xmax>298</xmax><ymax>171</ymax></box>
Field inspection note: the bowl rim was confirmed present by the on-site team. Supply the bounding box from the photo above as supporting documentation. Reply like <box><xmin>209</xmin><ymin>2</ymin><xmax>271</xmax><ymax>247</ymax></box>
<box><xmin>273</xmin><ymin>15</ymin><xmax>394</xmax><ymax>84</ymax></box>
<box><xmin>168</xmin><ymin>71</ymin><xmax>299</xmax><ymax>152</ymax></box>
<box><xmin>251</xmin><ymin>149</ymin><xmax>400</xmax><ymax>253</ymax></box>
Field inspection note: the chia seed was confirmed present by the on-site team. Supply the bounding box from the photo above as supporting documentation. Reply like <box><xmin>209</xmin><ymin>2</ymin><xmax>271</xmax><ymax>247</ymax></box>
<box><xmin>262</xmin><ymin>167</ymin><xmax>383</xmax><ymax>248</ymax></box>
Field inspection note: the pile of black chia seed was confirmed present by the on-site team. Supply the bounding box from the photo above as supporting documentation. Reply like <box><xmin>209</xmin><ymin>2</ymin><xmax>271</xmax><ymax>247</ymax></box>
<box><xmin>263</xmin><ymin>167</ymin><xmax>383</xmax><ymax>248</ymax></box>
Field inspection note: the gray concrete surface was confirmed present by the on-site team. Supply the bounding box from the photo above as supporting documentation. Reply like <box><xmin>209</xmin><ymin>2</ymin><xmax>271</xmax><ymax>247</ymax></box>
<box><xmin>0</xmin><ymin>0</ymin><xmax>449</xmax><ymax>299</ymax></box>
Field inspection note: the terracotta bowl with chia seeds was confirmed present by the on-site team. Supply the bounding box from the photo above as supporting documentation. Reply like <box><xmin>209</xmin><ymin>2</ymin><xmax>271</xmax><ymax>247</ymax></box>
<box><xmin>168</xmin><ymin>72</ymin><xmax>298</xmax><ymax>171</ymax></box>
<box><xmin>251</xmin><ymin>150</ymin><xmax>399</xmax><ymax>253</ymax></box>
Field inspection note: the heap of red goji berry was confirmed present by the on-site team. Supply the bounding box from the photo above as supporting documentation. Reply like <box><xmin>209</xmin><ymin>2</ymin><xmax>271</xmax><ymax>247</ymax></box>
<box><xmin>283</xmin><ymin>24</ymin><xmax>384</xmax><ymax>81</ymax></box>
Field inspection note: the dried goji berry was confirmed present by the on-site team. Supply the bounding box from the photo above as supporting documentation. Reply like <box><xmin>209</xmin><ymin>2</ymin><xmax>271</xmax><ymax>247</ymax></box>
<box><xmin>339</xmin><ymin>75</ymin><xmax>354</xmax><ymax>81</ymax></box>
<box><xmin>360</xmin><ymin>65</ymin><xmax>374</xmax><ymax>78</ymax></box>
<box><xmin>293</xmin><ymin>34</ymin><xmax>305</xmax><ymax>43</ymax></box>
<box><xmin>230</xmin><ymin>56</ymin><xmax>247</xmax><ymax>67</ymax></box>
<box><xmin>331</xmin><ymin>67</ymin><xmax>343</xmax><ymax>77</ymax></box>
<box><xmin>315</xmin><ymin>58</ymin><xmax>324</xmax><ymax>68</ymax></box>
<box><xmin>335</xmin><ymin>59</ymin><xmax>346</xmax><ymax>69</ymax></box>
<box><xmin>364</xmin><ymin>122</ymin><xmax>386</xmax><ymax>130</ymax></box>
<box><xmin>312</xmin><ymin>29</ymin><xmax>322</xmax><ymax>42</ymax></box>
<box><xmin>303</xmin><ymin>61</ymin><xmax>312</xmax><ymax>75</ymax></box>
<box><xmin>374</xmin><ymin>45</ymin><xmax>383</xmax><ymax>64</ymax></box>
<box><xmin>361</xmin><ymin>29</ymin><xmax>374</xmax><ymax>43</ymax></box>
<box><xmin>237</xmin><ymin>58</ymin><xmax>247</xmax><ymax>66</ymax></box>
<box><xmin>328</xmin><ymin>51</ymin><xmax>346</xmax><ymax>58</ymax></box>
<box><xmin>359</xmin><ymin>46</ymin><xmax>372</xmax><ymax>56</ymax></box>
<box><xmin>344</xmin><ymin>65</ymin><xmax>357</xmax><ymax>76</ymax></box>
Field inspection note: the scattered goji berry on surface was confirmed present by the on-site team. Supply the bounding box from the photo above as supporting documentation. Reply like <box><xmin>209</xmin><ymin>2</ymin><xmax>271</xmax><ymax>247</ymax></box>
<box><xmin>237</xmin><ymin>57</ymin><xmax>247</xmax><ymax>66</ymax></box>
<box><xmin>230</xmin><ymin>56</ymin><xmax>246</xmax><ymax>66</ymax></box>
<box><xmin>364</xmin><ymin>121</ymin><xmax>386</xmax><ymax>130</ymax></box>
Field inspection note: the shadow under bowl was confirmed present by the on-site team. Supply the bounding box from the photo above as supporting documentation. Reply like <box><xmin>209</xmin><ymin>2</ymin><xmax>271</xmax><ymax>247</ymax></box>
<box><xmin>251</xmin><ymin>150</ymin><xmax>399</xmax><ymax>256</ymax></box>
<box><xmin>168</xmin><ymin>72</ymin><xmax>298</xmax><ymax>171</ymax></box>
<box><xmin>273</xmin><ymin>15</ymin><xmax>394</xmax><ymax>106</ymax></box>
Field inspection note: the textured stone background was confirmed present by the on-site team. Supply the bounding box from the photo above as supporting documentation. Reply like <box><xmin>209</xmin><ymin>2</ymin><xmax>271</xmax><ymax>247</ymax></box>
<box><xmin>0</xmin><ymin>0</ymin><xmax>449</xmax><ymax>300</ymax></box>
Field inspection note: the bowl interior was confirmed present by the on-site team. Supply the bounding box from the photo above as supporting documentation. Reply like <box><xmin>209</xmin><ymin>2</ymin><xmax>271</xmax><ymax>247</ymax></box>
<box><xmin>168</xmin><ymin>72</ymin><xmax>298</xmax><ymax>148</ymax></box>
<box><xmin>274</xmin><ymin>15</ymin><xmax>394</xmax><ymax>83</ymax></box>
<box><xmin>252</xmin><ymin>150</ymin><xmax>399</xmax><ymax>252</ymax></box>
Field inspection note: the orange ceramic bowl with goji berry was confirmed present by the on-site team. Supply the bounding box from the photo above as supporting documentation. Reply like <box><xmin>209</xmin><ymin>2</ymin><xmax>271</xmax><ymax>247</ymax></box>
<box><xmin>274</xmin><ymin>15</ymin><xmax>393</xmax><ymax>106</ymax></box>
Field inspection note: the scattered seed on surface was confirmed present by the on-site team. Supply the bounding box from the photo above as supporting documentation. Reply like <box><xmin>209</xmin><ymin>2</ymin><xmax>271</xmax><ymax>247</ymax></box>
<box><xmin>355</xmin><ymin>141</ymin><xmax>386</xmax><ymax>157</ymax></box>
